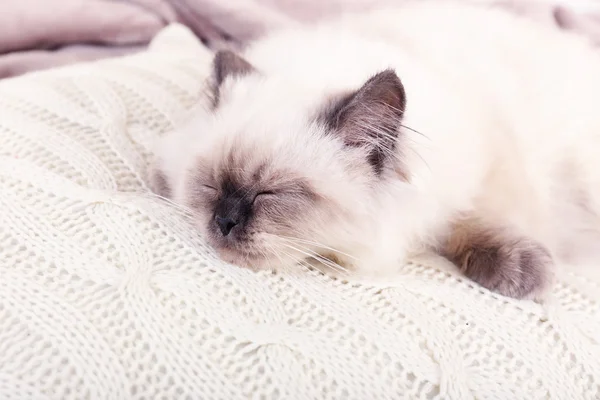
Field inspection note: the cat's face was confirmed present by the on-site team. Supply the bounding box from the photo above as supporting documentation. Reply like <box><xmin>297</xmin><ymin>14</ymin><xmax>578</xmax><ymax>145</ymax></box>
<box><xmin>178</xmin><ymin>50</ymin><xmax>408</xmax><ymax>271</ymax></box>
<box><xmin>186</xmin><ymin>137</ymin><xmax>335</xmax><ymax>270</ymax></box>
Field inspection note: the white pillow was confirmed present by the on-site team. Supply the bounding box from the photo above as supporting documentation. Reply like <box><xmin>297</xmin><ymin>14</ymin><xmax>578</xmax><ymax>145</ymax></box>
<box><xmin>0</xmin><ymin>24</ymin><xmax>598</xmax><ymax>400</ymax></box>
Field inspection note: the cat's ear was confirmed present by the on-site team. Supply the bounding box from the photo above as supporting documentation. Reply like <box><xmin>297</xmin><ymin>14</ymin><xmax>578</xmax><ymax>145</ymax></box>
<box><xmin>210</xmin><ymin>50</ymin><xmax>256</xmax><ymax>107</ymax></box>
<box><xmin>148</xmin><ymin>162</ymin><xmax>172</xmax><ymax>199</ymax></box>
<box><xmin>324</xmin><ymin>69</ymin><xmax>406</xmax><ymax>173</ymax></box>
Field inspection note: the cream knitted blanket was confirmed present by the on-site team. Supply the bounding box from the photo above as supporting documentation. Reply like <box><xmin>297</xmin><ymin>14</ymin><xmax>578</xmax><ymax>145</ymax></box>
<box><xmin>0</xmin><ymin>25</ymin><xmax>599</xmax><ymax>400</ymax></box>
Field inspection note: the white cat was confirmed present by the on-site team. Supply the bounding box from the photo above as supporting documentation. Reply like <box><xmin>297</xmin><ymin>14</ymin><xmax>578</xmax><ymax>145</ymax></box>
<box><xmin>150</xmin><ymin>0</ymin><xmax>600</xmax><ymax>299</ymax></box>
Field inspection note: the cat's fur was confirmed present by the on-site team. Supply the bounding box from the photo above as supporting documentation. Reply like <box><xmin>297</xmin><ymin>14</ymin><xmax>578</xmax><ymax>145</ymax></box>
<box><xmin>150</xmin><ymin>1</ymin><xmax>600</xmax><ymax>299</ymax></box>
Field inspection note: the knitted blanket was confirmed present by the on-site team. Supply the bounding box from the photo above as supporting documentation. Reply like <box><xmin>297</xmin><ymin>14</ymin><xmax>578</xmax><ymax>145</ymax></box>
<box><xmin>0</xmin><ymin>25</ymin><xmax>599</xmax><ymax>400</ymax></box>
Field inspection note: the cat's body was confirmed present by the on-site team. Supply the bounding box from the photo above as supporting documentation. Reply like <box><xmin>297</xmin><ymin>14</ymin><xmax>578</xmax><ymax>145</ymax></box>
<box><xmin>152</xmin><ymin>1</ymin><xmax>600</xmax><ymax>299</ymax></box>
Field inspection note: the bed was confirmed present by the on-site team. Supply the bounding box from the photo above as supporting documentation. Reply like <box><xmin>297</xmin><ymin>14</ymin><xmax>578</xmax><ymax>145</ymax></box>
<box><xmin>0</xmin><ymin>20</ymin><xmax>599</xmax><ymax>400</ymax></box>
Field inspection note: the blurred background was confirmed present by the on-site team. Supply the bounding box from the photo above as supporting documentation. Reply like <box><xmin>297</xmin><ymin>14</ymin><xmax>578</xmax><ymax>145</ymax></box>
<box><xmin>1</xmin><ymin>0</ymin><xmax>599</xmax><ymax>80</ymax></box>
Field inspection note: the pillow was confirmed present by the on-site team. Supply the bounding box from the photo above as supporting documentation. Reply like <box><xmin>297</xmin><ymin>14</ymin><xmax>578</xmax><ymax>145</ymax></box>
<box><xmin>0</xmin><ymin>24</ymin><xmax>598</xmax><ymax>399</ymax></box>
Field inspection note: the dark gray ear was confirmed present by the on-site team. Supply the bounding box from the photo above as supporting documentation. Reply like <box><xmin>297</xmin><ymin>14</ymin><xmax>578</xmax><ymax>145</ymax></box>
<box><xmin>323</xmin><ymin>69</ymin><xmax>406</xmax><ymax>173</ymax></box>
<box><xmin>210</xmin><ymin>50</ymin><xmax>256</xmax><ymax>107</ymax></box>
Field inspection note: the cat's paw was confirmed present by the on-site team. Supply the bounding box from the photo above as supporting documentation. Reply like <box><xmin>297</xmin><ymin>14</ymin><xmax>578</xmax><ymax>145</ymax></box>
<box><xmin>459</xmin><ymin>239</ymin><xmax>553</xmax><ymax>299</ymax></box>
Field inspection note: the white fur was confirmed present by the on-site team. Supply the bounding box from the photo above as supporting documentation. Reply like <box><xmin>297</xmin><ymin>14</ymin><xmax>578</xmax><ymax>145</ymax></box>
<box><xmin>155</xmin><ymin>1</ymin><xmax>600</xmax><ymax>279</ymax></box>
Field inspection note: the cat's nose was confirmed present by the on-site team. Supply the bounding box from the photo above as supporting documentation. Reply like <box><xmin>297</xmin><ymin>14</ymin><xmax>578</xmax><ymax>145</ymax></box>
<box><xmin>215</xmin><ymin>215</ymin><xmax>238</xmax><ymax>236</ymax></box>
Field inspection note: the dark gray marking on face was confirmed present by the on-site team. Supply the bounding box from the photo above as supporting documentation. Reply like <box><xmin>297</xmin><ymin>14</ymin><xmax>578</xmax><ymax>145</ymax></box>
<box><xmin>210</xmin><ymin>50</ymin><xmax>256</xmax><ymax>108</ymax></box>
<box><xmin>192</xmin><ymin>157</ymin><xmax>320</xmax><ymax>243</ymax></box>
<box><xmin>212</xmin><ymin>173</ymin><xmax>255</xmax><ymax>237</ymax></box>
<box><xmin>318</xmin><ymin>69</ymin><xmax>407</xmax><ymax>175</ymax></box>
<box><xmin>184</xmin><ymin>146</ymin><xmax>343</xmax><ymax>270</ymax></box>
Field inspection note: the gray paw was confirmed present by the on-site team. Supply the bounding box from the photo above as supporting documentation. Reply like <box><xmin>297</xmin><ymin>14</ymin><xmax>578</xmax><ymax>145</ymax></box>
<box><xmin>459</xmin><ymin>239</ymin><xmax>553</xmax><ymax>299</ymax></box>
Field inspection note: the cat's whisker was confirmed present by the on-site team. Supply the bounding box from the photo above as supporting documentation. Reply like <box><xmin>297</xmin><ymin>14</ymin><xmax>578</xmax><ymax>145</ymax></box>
<box><xmin>280</xmin><ymin>242</ymin><xmax>349</xmax><ymax>275</ymax></box>
<box><xmin>275</xmin><ymin>234</ymin><xmax>359</xmax><ymax>261</ymax></box>
<box><xmin>360</xmin><ymin>134</ymin><xmax>405</xmax><ymax>165</ymax></box>
<box><xmin>359</xmin><ymin>101</ymin><xmax>429</xmax><ymax>140</ymax></box>
<box><xmin>267</xmin><ymin>244</ymin><xmax>288</xmax><ymax>268</ymax></box>
<box><xmin>259</xmin><ymin>236</ymin><xmax>309</xmax><ymax>272</ymax></box>
<box><xmin>143</xmin><ymin>192</ymin><xmax>197</xmax><ymax>217</ymax></box>
<box><xmin>403</xmin><ymin>139</ymin><xmax>431</xmax><ymax>172</ymax></box>
<box><xmin>278</xmin><ymin>249</ymin><xmax>303</xmax><ymax>266</ymax></box>
<box><xmin>400</xmin><ymin>123</ymin><xmax>429</xmax><ymax>139</ymax></box>
<box><xmin>280</xmin><ymin>248</ymin><xmax>332</xmax><ymax>275</ymax></box>
<box><xmin>264</xmin><ymin>240</ymin><xmax>292</xmax><ymax>267</ymax></box>
<box><xmin>353</xmin><ymin>121</ymin><xmax>401</xmax><ymax>148</ymax></box>
<box><xmin>228</xmin><ymin>179</ymin><xmax>258</xmax><ymax>199</ymax></box>
<box><xmin>286</xmin><ymin>253</ymin><xmax>321</xmax><ymax>276</ymax></box>
<box><xmin>261</xmin><ymin>232</ymin><xmax>355</xmax><ymax>260</ymax></box>
<box><xmin>353</xmin><ymin>116</ymin><xmax>432</xmax><ymax>173</ymax></box>
<box><xmin>297</xmin><ymin>257</ymin><xmax>321</xmax><ymax>274</ymax></box>
<box><xmin>375</xmin><ymin>102</ymin><xmax>429</xmax><ymax>139</ymax></box>
<box><xmin>229</xmin><ymin>180</ymin><xmax>262</xmax><ymax>209</ymax></box>
<box><xmin>272</xmin><ymin>245</ymin><xmax>301</xmax><ymax>266</ymax></box>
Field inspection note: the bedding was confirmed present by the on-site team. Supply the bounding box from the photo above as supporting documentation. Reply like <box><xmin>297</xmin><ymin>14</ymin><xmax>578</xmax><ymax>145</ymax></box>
<box><xmin>0</xmin><ymin>24</ymin><xmax>598</xmax><ymax>399</ymax></box>
<box><xmin>1</xmin><ymin>0</ymin><xmax>600</xmax><ymax>79</ymax></box>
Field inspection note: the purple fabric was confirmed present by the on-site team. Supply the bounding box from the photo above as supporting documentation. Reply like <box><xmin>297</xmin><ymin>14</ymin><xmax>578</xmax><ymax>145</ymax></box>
<box><xmin>0</xmin><ymin>0</ymin><xmax>599</xmax><ymax>79</ymax></box>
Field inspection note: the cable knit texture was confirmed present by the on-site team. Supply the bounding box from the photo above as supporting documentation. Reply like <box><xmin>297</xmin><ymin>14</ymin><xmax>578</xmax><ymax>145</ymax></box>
<box><xmin>0</xmin><ymin>24</ymin><xmax>599</xmax><ymax>400</ymax></box>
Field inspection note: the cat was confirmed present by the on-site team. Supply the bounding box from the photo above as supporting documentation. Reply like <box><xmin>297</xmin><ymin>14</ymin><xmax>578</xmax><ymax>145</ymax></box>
<box><xmin>149</xmin><ymin>0</ymin><xmax>600</xmax><ymax>300</ymax></box>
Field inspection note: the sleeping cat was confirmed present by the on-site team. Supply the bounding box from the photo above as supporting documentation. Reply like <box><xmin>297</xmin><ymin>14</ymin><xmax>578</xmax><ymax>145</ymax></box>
<box><xmin>149</xmin><ymin>0</ymin><xmax>600</xmax><ymax>299</ymax></box>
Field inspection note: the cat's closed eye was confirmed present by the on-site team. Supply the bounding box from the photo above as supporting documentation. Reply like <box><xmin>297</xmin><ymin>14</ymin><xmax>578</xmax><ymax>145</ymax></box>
<box><xmin>253</xmin><ymin>191</ymin><xmax>276</xmax><ymax>204</ymax></box>
<box><xmin>201</xmin><ymin>184</ymin><xmax>218</xmax><ymax>193</ymax></box>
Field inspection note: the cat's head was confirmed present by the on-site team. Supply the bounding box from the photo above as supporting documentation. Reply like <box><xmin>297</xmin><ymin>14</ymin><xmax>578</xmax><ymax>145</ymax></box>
<box><xmin>171</xmin><ymin>50</ymin><xmax>410</xmax><ymax>271</ymax></box>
